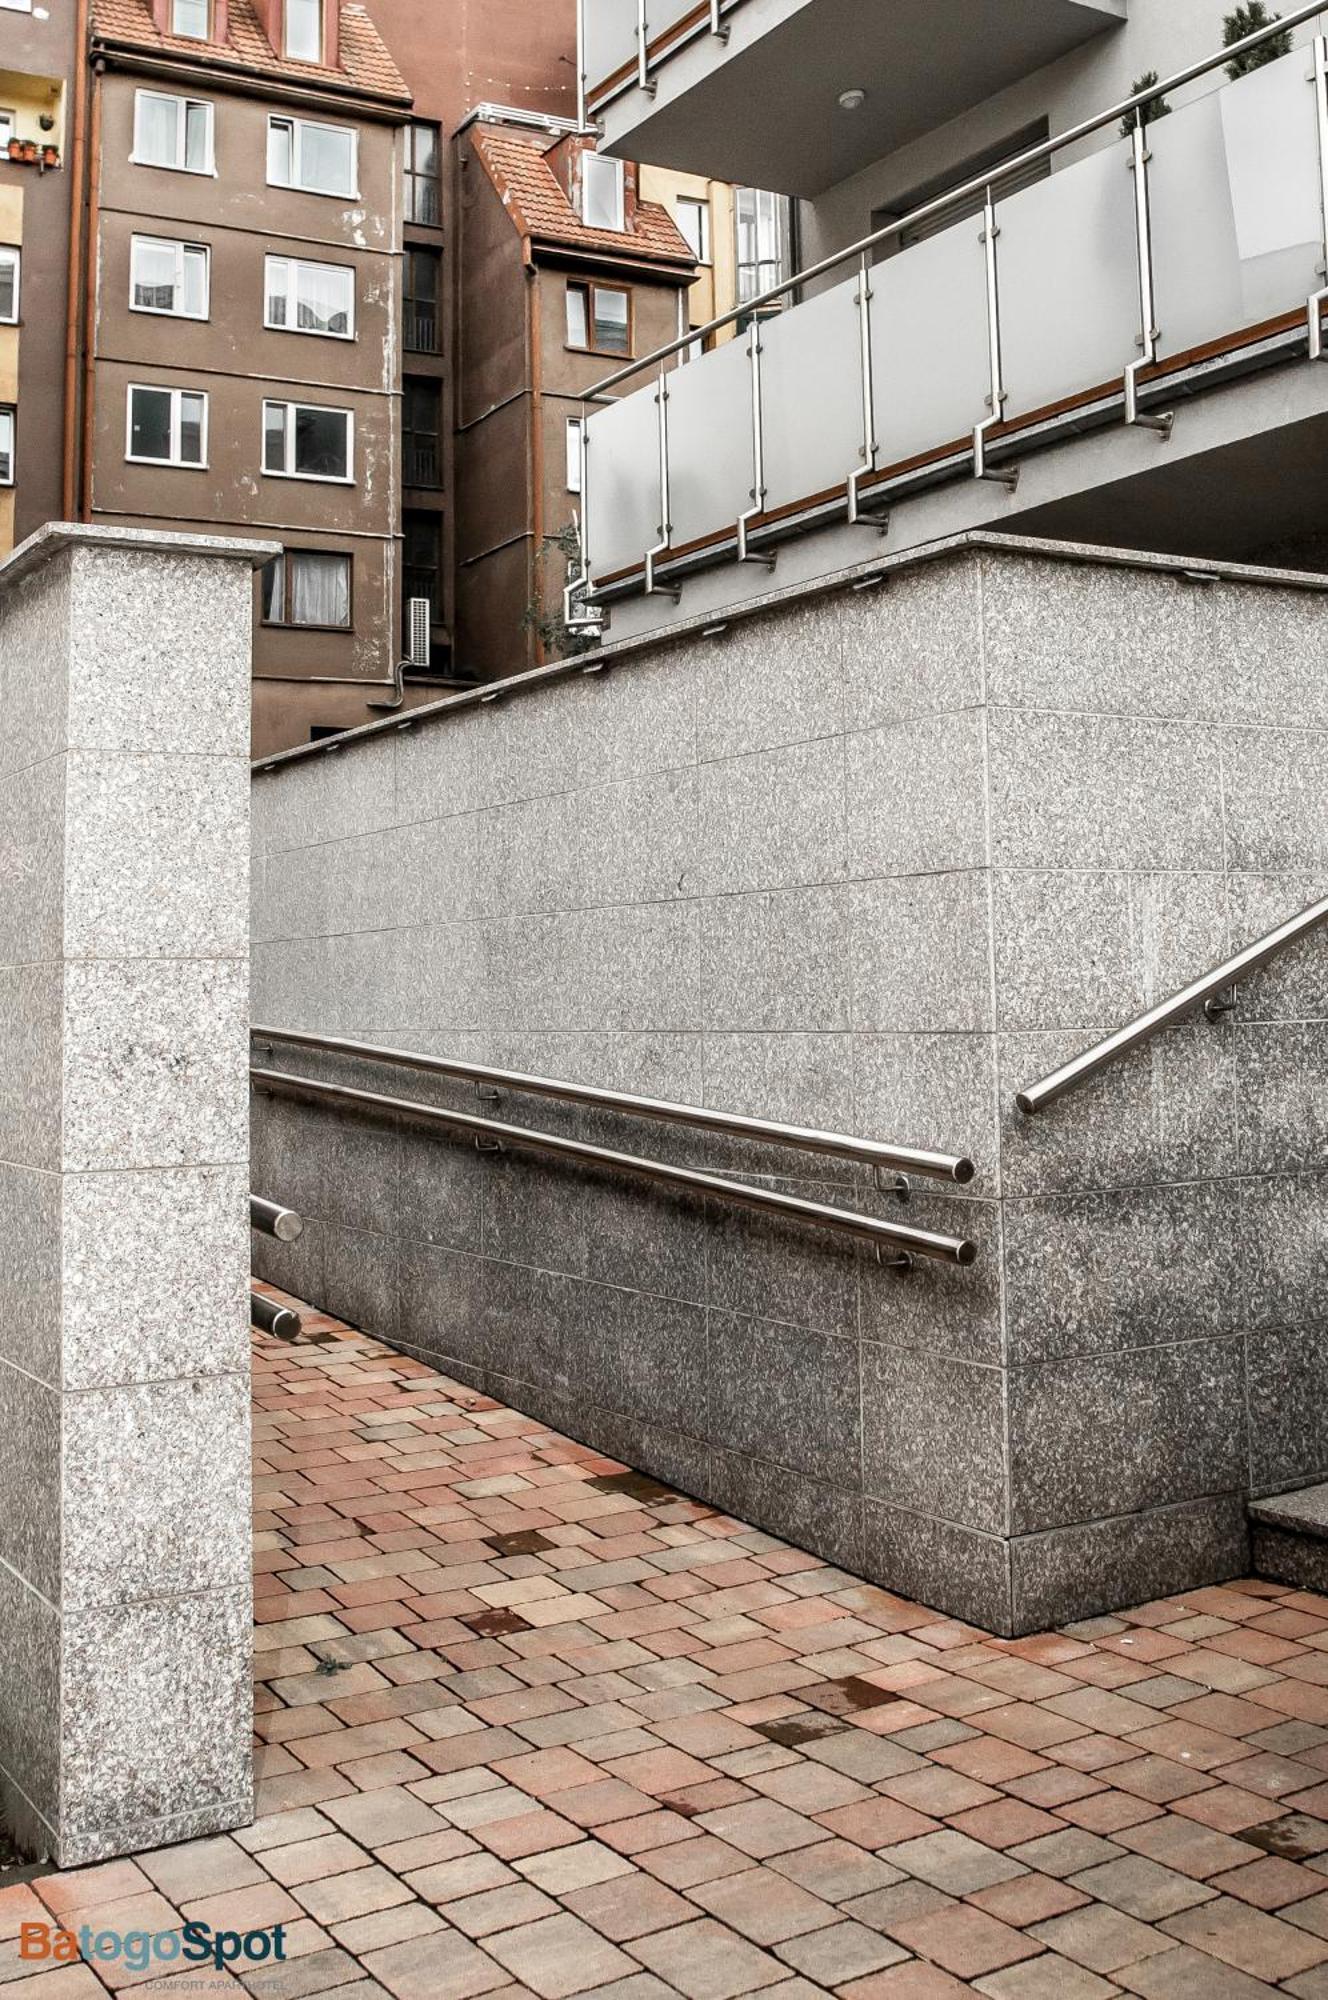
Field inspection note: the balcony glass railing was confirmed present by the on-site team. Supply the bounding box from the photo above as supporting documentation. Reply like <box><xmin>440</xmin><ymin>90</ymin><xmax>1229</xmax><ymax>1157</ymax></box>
<box><xmin>571</xmin><ymin>8</ymin><xmax>1328</xmax><ymax>609</ymax></box>
<box><xmin>580</xmin><ymin>0</ymin><xmax>739</xmax><ymax>117</ymax></box>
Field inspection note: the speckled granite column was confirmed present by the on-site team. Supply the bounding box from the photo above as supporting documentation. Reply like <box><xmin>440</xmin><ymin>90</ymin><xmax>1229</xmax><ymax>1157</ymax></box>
<box><xmin>0</xmin><ymin>524</ymin><xmax>275</xmax><ymax>1866</ymax></box>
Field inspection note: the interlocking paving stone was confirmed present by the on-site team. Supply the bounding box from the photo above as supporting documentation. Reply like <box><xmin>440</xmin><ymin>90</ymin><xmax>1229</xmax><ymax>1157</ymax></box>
<box><xmin>18</xmin><ymin>1305</ymin><xmax>1328</xmax><ymax>2000</ymax></box>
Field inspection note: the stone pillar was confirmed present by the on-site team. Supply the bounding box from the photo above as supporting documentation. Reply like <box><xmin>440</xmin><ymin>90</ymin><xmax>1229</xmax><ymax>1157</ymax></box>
<box><xmin>0</xmin><ymin>524</ymin><xmax>275</xmax><ymax>1867</ymax></box>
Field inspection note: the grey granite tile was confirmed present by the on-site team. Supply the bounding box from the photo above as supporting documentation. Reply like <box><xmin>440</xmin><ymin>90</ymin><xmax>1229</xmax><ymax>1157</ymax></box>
<box><xmin>314</xmin><ymin>1106</ymin><xmax>401</xmax><ymax>1235</ymax></box>
<box><xmin>481</xmin><ymin>1152</ymin><xmax>593</xmax><ymax>1279</ymax></box>
<box><xmin>987</xmin><ymin>710</ymin><xmax>1223</xmax><ymax>872</ymax></box>
<box><xmin>0</xmin><ymin>546</ymin><xmax>70</xmax><ymax>778</ymax></box>
<box><xmin>1234</xmin><ymin>1021</ymin><xmax>1328</xmax><ymax>1175</ymax></box>
<box><xmin>0</xmin><ymin>754</ymin><xmax>64</xmax><ymax>969</ymax></box>
<box><xmin>63</xmin><ymin>752</ymin><xmax>248</xmax><ymax>961</ymax></box>
<box><xmin>583</xmin><ymin>767</ymin><xmax>701</xmax><ymax>910</ymax></box>
<box><xmin>1221</xmin><ymin>727</ymin><xmax>1328</xmax><ymax>874</ymax></box>
<box><xmin>709</xmin><ymin>1311</ymin><xmax>860</xmax><ymax>1482</ymax></box>
<box><xmin>998</xmin><ymin>1018</ymin><xmax>1238</xmax><ymax>1197</ymax></box>
<box><xmin>862</xmin><ymin>1501</ymin><xmax>1012</xmax><ymax>1634</ymax></box>
<box><xmin>981</xmin><ymin>555</ymin><xmax>1204</xmax><ymax>718</ymax></box>
<box><xmin>605</xmin><ymin>1418</ymin><xmax>712</xmax><ymax>1508</ymax></box>
<box><xmin>861</xmin><ymin>1346</ymin><xmax>1005</xmax><ymax>1535</ymax></box>
<box><xmin>704</xmin><ymin>1030</ymin><xmax>857</xmax><ymax>1133</ymax></box>
<box><xmin>1223</xmin><ymin>872</ymin><xmax>1328</xmax><ymax>1022</ymax></box>
<box><xmin>1239</xmin><ymin>1172</ymin><xmax>1328</xmax><ymax>1334</ymax></box>
<box><xmin>396</xmin><ymin>813</ymin><xmax>485</xmax><ymax>930</ymax></box>
<box><xmin>396</xmin><ymin>1121</ymin><xmax>485</xmax><ymax>1255</ymax></box>
<box><xmin>0</xmin><ymin>1164</ymin><xmax>62</xmax><ymax>1385</ymax></box>
<box><xmin>697</xmin><ymin>736</ymin><xmax>847</xmax><ymax>897</ymax></box>
<box><xmin>706</xmin><ymin>1203</ymin><xmax>858</xmax><ymax>1335</ymax></box>
<box><xmin>618</xmin><ymin>1291</ymin><xmax>709</xmax><ymax>1437</ymax></box>
<box><xmin>0</xmin><ymin>1562</ymin><xmax>60</xmax><ymax>1849</ymax></box>
<box><xmin>851</xmin><ymin>871</ymin><xmax>993</xmax><ymax>1034</ymax></box>
<box><xmin>840</xmin><ymin>554</ymin><xmax>984</xmax><ymax>729</ymax></box>
<box><xmin>0</xmin><ymin>963</ymin><xmax>64</xmax><ymax>1173</ymax></box>
<box><xmin>323</xmin><ymin>1224</ymin><xmax>399</xmax><ymax>1343</ymax></box>
<box><xmin>0</xmin><ymin>1359</ymin><xmax>61</xmax><ymax>1600</ymax></box>
<box><xmin>61</xmin><ymin>1587</ymin><xmax>252</xmax><ymax>1864</ymax></box>
<box><xmin>62</xmin><ymin>1374</ymin><xmax>251</xmax><ymax>1608</ymax></box>
<box><xmin>63</xmin><ymin>1165</ymin><xmax>249</xmax><ymax>1388</ymax></box>
<box><xmin>702</xmin><ymin>884</ymin><xmax>854</xmax><ymax>1033</ymax></box>
<box><xmin>274</xmin><ymin>733</ymin><xmax>396</xmax><ymax>848</ymax></box>
<box><xmin>716</xmin><ymin>1450</ymin><xmax>865</xmax><ymax>1574</ymax></box>
<box><xmin>395</xmin><ymin>712</ymin><xmax>481</xmax><ymax>823</ymax></box>
<box><xmin>858</xmin><ymin>1190</ymin><xmax>1003</xmax><ymax>1365</ymax></box>
<box><xmin>250</xmin><ymin>1212</ymin><xmax>324</xmax><ymax>1305</ymax></box>
<box><xmin>845</xmin><ymin>710</ymin><xmax>988</xmax><ymax>880</ymax></box>
<box><xmin>1010</xmin><ymin>1496</ymin><xmax>1248</xmax><ymax>1636</ymax></box>
<box><xmin>397</xmin><ymin>1238</ymin><xmax>488</xmax><ymax>1375</ymax></box>
<box><xmin>695</xmin><ymin>594</ymin><xmax>846</xmax><ymax>760</ymax></box>
<box><xmin>1003</xmin><ymin>1179</ymin><xmax>1240</xmax><ymax>1364</ymax></box>
<box><xmin>63</xmin><ymin>958</ymin><xmax>248</xmax><ymax>1172</ymax></box>
<box><xmin>475</xmin><ymin>790</ymin><xmax>580</xmax><ymax>920</ymax></box>
<box><xmin>854</xmin><ymin>1032</ymin><xmax>1000</xmax><ymax>1195</ymax></box>
<box><xmin>562</xmin><ymin>638</ymin><xmax>700</xmax><ymax>786</ymax></box>
<box><xmin>1008</xmin><ymin>1338</ymin><xmax>1245</xmax><ymax>1534</ymax></box>
<box><xmin>992</xmin><ymin>870</ymin><xmax>1228</xmax><ymax>1035</ymax></box>
<box><xmin>582</xmin><ymin>1174</ymin><xmax>707</xmax><ymax>1305</ymax></box>
<box><xmin>1247</xmin><ymin>1324</ymin><xmax>1328</xmax><ymax>1493</ymax></box>
<box><xmin>484</xmin><ymin>903</ymin><xmax>701</xmax><ymax>1034</ymax></box>
<box><xmin>1197</xmin><ymin>580</ymin><xmax>1328</xmax><ymax>730</ymax></box>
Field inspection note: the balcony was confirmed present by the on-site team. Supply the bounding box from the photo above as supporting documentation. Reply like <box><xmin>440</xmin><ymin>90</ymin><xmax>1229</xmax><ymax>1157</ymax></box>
<box><xmin>577</xmin><ymin>33</ymin><xmax>1328</xmax><ymax>614</ymax></box>
<box><xmin>582</xmin><ymin>0</ymin><xmax>1125</xmax><ymax>195</ymax></box>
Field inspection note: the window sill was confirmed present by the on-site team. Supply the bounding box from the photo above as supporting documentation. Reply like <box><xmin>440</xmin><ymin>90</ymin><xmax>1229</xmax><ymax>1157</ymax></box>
<box><xmin>263</xmin><ymin>321</ymin><xmax>357</xmax><ymax>341</ymax></box>
<box><xmin>565</xmin><ymin>343</ymin><xmax>633</xmax><ymax>360</ymax></box>
<box><xmin>130</xmin><ymin>304</ymin><xmax>211</xmax><ymax>321</ymax></box>
<box><xmin>267</xmin><ymin>179</ymin><xmax>361</xmax><ymax>201</ymax></box>
<box><xmin>125</xmin><ymin>454</ymin><xmax>209</xmax><ymax>469</ymax></box>
<box><xmin>129</xmin><ymin>157</ymin><xmax>218</xmax><ymax>177</ymax></box>
<box><xmin>260</xmin><ymin>619</ymin><xmax>354</xmax><ymax>633</ymax></box>
<box><xmin>262</xmin><ymin>468</ymin><xmax>356</xmax><ymax>485</ymax></box>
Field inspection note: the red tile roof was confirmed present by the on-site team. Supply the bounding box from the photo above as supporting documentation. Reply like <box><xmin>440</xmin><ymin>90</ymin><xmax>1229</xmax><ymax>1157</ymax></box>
<box><xmin>471</xmin><ymin>125</ymin><xmax>696</xmax><ymax>272</ymax></box>
<box><xmin>89</xmin><ymin>0</ymin><xmax>411</xmax><ymax>107</ymax></box>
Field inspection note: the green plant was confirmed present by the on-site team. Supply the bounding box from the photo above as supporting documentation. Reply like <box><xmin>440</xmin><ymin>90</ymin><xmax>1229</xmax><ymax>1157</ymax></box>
<box><xmin>1121</xmin><ymin>72</ymin><xmax>1172</xmax><ymax>136</ymax></box>
<box><xmin>1224</xmin><ymin>2</ymin><xmax>1293</xmax><ymax>76</ymax></box>
<box><xmin>522</xmin><ymin>520</ymin><xmax>599</xmax><ymax>660</ymax></box>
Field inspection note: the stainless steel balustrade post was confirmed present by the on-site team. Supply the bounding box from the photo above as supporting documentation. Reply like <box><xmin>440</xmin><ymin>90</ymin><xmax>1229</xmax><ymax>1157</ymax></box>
<box><xmin>250</xmin><ymin>1195</ymin><xmax>304</xmax><ymax>1242</ymax></box>
<box><xmin>636</xmin><ymin>0</ymin><xmax>656</xmax><ymax>94</ymax></box>
<box><xmin>737</xmin><ymin>322</ymin><xmax>777</xmax><ymax>568</ymax></box>
<box><xmin>644</xmin><ymin>366</ymin><xmax>681</xmax><ymax>601</ymax></box>
<box><xmin>563</xmin><ymin>410</ymin><xmax>599</xmax><ymax>631</ymax></box>
<box><xmin>973</xmin><ymin>189</ymin><xmax>1018</xmax><ymax>488</ymax></box>
<box><xmin>848</xmin><ymin>251</ymin><xmax>888</xmax><ymax>532</ymax></box>
<box><xmin>576</xmin><ymin>0</ymin><xmax>587</xmax><ymax>131</ymax></box>
<box><xmin>1125</xmin><ymin>122</ymin><xmax>1175</xmax><ymax>435</ymax></box>
<box><xmin>709</xmin><ymin>0</ymin><xmax>730</xmax><ymax>39</ymax></box>
<box><xmin>1309</xmin><ymin>34</ymin><xmax>1328</xmax><ymax>359</ymax></box>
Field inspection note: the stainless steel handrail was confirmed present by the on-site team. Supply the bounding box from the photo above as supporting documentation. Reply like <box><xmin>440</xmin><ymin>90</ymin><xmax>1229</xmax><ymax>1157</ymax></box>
<box><xmin>1016</xmin><ymin>892</ymin><xmax>1328</xmax><ymax>1115</ymax></box>
<box><xmin>579</xmin><ymin>0</ymin><xmax>1328</xmax><ymax>406</ymax></box>
<box><xmin>250</xmin><ymin>1194</ymin><xmax>304</xmax><ymax>1242</ymax></box>
<box><xmin>251</xmin><ymin>1025</ymin><xmax>975</xmax><ymax>1184</ymax></box>
<box><xmin>251</xmin><ymin>1066</ymin><xmax>979</xmax><ymax>1267</ymax></box>
<box><xmin>251</xmin><ymin>1286</ymin><xmax>302</xmax><ymax>1339</ymax></box>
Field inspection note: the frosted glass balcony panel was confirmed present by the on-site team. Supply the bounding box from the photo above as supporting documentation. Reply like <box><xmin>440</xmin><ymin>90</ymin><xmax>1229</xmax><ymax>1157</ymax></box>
<box><xmin>586</xmin><ymin>386</ymin><xmax>666</xmax><ymax>579</ymax></box>
<box><xmin>666</xmin><ymin>336</ymin><xmax>757</xmax><ymax>546</ymax></box>
<box><xmin>761</xmin><ymin>274</ymin><xmax>864</xmax><ymax>512</ymax></box>
<box><xmin>1150</xmin><ymin>50</ymin><xmax>1323</xmax><ymax>365</ymax></box>
<box><xmin>999</xmin><ymin>141</ymin><xmax>1140</xmax><ymax>421</ymax></box>
<box><xmin>583</xmin><ymin>0</ymin><xmax>639</xmax><ymax>87</ymax></box>
<box><xmin>870</xmin><ymin>220</ymin><xmax>991</xmax><ymax>467</ymax></box>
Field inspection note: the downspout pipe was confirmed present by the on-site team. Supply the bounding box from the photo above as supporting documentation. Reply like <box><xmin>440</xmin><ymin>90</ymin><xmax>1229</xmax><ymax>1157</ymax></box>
<box><xmin>61</xmin><ymin>0</ymin><xmax>91</xmax><ymax>519</ymax></box>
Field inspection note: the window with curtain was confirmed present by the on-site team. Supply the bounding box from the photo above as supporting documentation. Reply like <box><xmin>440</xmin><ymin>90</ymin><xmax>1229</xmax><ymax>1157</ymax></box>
<box><xmin>284</xmin><ymin>0</ymin><xmax>322</xmax><ymax>61</ymax></box>
<box><xmin>261</xmin><ymin>550</ymin><xmax>351</xmax><ymax>627</ymax></box>
<box><xmin>131</xmin><ymin>236</ymin><xmax>208</xmax><ymax>316</ymax></box>
<box><xmin>0</xmin><ymin>246</ymin><xmax>18</xmax><ymax>324</ymax></box>
<box><xmin>265</xmin><ymin>255</ymin><xmax>354</xmax><ymax>337</ymax></box>
<box><xmin>171</xmin><ymin>0</ymin><xmax>209</xmax><ymax>37</ymax></box>
<box><xmin>267</xmin><ymin>114</ymin><xmax>355</xmax><ymax>195</ymax></box>
<box><xmin>0</xmin><ymin>409</ymin><xmax>13</xmax><ymax>484</ymax></box>
<box><xmin>735</xmin><ymin>186</ymin><xmax>791</xmax><ymax>302</ymax></box>
<box><xmin>134</xmin><ymin>91</ymin><xmax>213</xmax><ymax>172</ymax></box>
<box><xmin>581</xmin><ymin>153</ymin><xmax>625</xmax><ymax>231</ymax></box>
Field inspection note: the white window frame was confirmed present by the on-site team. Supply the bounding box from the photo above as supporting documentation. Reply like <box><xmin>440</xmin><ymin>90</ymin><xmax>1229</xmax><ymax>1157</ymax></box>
<box><xmin>125</xmin><ymin>384</ymin><xmax>209</xmax><ymax>468</ymax></box>
<box><xmin>675</xmin><ymin>194</ymin><xmax>711</xmax><ymax>264</ymax></box>
<box><xmin>170</xmin><ymin>0</ymin><xmax>210</xmax><ymax>37</ymax></box>
<box><xmin>565</xmin><ymin>416</ymin><xmax>583</xmax><ymax>494</ymax></box>
<box><xmin>261</xmin><ymin>548</ymin><xmax>353</xmax><ymax>629</ymax></box>
<box><xmin>284</xmin><ymin>0</ymin><xmax>323</xmax><ymax>62</ymax></box>
<box><xmin>132</xmin><ymin>89</ymin><xmax>215</xmax><ymax>174</ymax></box>
<box><xmin>580</xmin><ymin>152</ymin><xmax>624</xmax><ymax>232</ymax></box>
<box><xmin>264</xmin><ymin>254</ymin><xmax>355</xmax><ymax>340</ymax></box>
<box><xmin>0</xmin><ymin>245</ymin><xmax>19</xmax><ymax>325</ymax></box>
<box><xmin>0</xmin><ymin>1</ymin><xmax>33</xmax><ymax>13</ymax></box>
<box><xmin>129</xmin><ymin>235</ymin><xmax>210</xmax><ymax>319</ymax></box>
<box><xmin>0</xmin><ymin>110</ymin><xmax>14</xmax><ymax>151</ymax></box>
<box><xmin>266</xmin><ymin>114</ymin><xmax>358</xmax><ymax>198</ymax></box>
<box><xmin>0</xmin><ymin>408</ymin><xmax>13</xmax><ymax>485</ymax></box>
<box><xmin>261</xmin><ymin>399</ymin><xmax>355</xmax><ymax>484</ymax></box>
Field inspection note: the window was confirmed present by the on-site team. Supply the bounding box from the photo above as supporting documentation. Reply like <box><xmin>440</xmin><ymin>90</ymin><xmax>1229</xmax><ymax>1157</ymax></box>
<box><xmin>735</xmin><ymin>186</ymin><xmax>793</xmax><ymax>305</ymax></box>
<box><xmin>675</xmin><ymin>195</ymin><xmax>710</xmax><ymax>263</ymax></box>
<box><xmin>130</xmin><ymin>236</ymin><xmax>209</xmax><ymax>317</ymax></box>
<box><xmin>0</xmin><ymin>246</ymin><xmax>18</xmax><ymax>324</ymax></box>
<box><xmin>284</xmin><ymin>0</ymin><xmax>322</xmax><ymax>61</ymax></box>
<box><xmin>403</xmin><ymin>510</ymin><xmax>441</xmax><ymax>626</ymax></box>
<box><xmin>267</xmin><ymin>115</ymin><xmax>356</xmax><ymax>197</ymax></box>
<box><xmin>126</xmin><ymin>385</ymin><xmax>207</xmax><ymax>466</ymax></box>
<box><xmin>261</xmin><ymin>549</ymin><xmax>351</xmax><ymax>628</ymax></box>
<box><xmin>871</xmin><ymin>121</ymin><xmax>1051</xmax><ymax>256</ymax></box>
<box><xmin>265</xmin><ymin>255</ymin><xmax>354</xmax><ymax>338</ymax></box>
<box><xmin>262</xmin><ymin>399</ymin><xmax>353</xmax><ymax>481</ymax></box>
<box><xmin>581</xmin><ymin>153</ymin><xmax>624</xmax><ymax>232</ymax></box>
<box><xmin>403</xmin><ymin>247</ymin><xmax>440</xmax><ymax>353</ymax></box>
<box><xmin>566</xmin><ymin>280</ymin><xmax>629</xmax><ymax>356</ymax></box>
<box><xmin>565</xmin><ymin>416</ymin><xmax>583</xmax><ymax>494</ymax></box>
<box><xmin>0</xmin><ymin>111</ymin><xmax>13</xmax><ymax>150</ymax></box>
<box><xmin>133</xmin><ymin>90</ymin><xmax>213</xmax><ymax>173</ymax></box>
<box><xmin>403</xmin><ymin>377</ymin><xmax>441</xmax><ymax>488</ymax></box>
<box><xmin>0</xmin><ymin>409</ymin><xmax>12</xmax><ymax>485</ymax></box>
<box><xmin>171</xmin><ymin>0</ymin><xmax>209</xmax><ymax>37</ymax></box>
<box><xmin>404</xmin><ymin>121</ymin><xmax>441</xmax><ymax>225</ymax></box>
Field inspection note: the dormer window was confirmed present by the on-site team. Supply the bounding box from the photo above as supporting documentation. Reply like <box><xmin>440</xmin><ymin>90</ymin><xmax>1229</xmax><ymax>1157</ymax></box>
<box><xmin>285</xmin><ymin>0</ymin><xmax>322</xmax><ymax>62</ymax></box>
<box><xmin>171</xmin><ymin>0</ymin><xmax>209</xmax><ymax>38</ymax></box>
<box><xmin>581</xmin><ymin>153</ymin><xmax>624</xmax><ymax>232</ymax></box>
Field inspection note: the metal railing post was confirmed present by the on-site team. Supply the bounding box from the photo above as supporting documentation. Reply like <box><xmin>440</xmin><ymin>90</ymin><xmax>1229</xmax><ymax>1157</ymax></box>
<box><xmin>973</xmin><ymin>188</ymin><xmax>1018</xmax><ymax>487</ymax></box>
<box><xmin>563</xmin><ymin>408</ymin><xmax>599</xmax><ymax>630</ymax></box>
<box><xmin>710</xmin><ymin>0</ymin><xmax>730</xmax><ymax>38</ymax></box>
<box><xmin>848</xmin><ymin>250</ymin><xmax>887</xmax><ymax>532</ymax></box>
<box><xmin>737</xmin><ymin>321</ymin><xmax>777</xmax><ymax>568</ymax></box>
<box><xmin>576</xmin><ymin>0</ymin><xmax>587</xmax><ymax>130</ymax></box>
<box><xmin>637</xmin><ymin>0</ymin><xmax>656</xmax><ymax>95</ymax></box>
<box><xmin>1125</xmin><ymin>121</ymin><xmax>1175</xmax><ymax>434</ymax></box>
<box><xmin>644</xmin><ymin>366</ymin><xmax>681</xmax><ymax>600</ymax></box>
<box><xmin>1309</xmin><ymin>33</ymin><xmax>1328</xmax><ymax>358</ymax></box>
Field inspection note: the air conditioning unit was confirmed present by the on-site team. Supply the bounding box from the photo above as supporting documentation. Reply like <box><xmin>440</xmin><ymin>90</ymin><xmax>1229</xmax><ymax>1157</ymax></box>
<box><xmin>405</xmin><ymin>597</ymin><xmax>432</xmax><ymax>670</ymax></box>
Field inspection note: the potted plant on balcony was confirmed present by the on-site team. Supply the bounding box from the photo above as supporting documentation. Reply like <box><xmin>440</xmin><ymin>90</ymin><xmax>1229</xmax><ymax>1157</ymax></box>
<box><xmin>6</xmin><ymin>137</ymin><xmax>22</xmax><ymax>162</ymax></box>
<box><xmin>40</xmin><ymin>142</ymin><xmax>59</xmax><ymax>168</ymax></box>
<box><xmin>17</xmin><ymin>137</ymin><xmax>38</xmax><ymax>163</ymax></box>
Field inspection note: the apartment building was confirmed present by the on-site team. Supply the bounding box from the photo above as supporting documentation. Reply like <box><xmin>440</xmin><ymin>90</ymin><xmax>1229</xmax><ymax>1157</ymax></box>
<box><xmin>454</xmin><ymin>115</ymin><xmax>695</xmax><ymax>675</ymax></box>
<box><xmin>574</xmin><ymin>0</ymin><xmax>1328</xmax><ymax>639</ymax></box>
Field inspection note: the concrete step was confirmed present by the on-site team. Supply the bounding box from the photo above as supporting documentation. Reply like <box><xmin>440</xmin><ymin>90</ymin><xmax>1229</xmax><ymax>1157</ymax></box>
<box><xmin>1250</xmin><ymin>1485</ymin><xmax>1328</xmax><ymax>1592</ymax></box>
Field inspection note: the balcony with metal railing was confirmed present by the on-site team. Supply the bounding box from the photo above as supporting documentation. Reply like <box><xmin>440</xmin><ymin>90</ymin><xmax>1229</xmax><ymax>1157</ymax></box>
<box><xmin>580</xmin><ymin>0</ymin><xmax>1126</xmax><ymax>192</ymax></box>
<box><xmin>570</xmin><ymin>14</ymin><xmax>1328</xmax><ymax>633</ymax></box>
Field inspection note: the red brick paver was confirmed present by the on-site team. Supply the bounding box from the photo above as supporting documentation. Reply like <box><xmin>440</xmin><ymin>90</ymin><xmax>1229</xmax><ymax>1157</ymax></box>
<box><xmin>11</xmin><ymin>1297</ymin><xmax>1328</xmax><ymax>2000</ymax></box>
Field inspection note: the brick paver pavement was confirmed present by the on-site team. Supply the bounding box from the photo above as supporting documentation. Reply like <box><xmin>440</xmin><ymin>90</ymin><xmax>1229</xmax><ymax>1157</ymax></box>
<box><xmin>10</xmin><ymin>1297</ymin><xmax>1328</xmax><ymax>1998</ymax></box>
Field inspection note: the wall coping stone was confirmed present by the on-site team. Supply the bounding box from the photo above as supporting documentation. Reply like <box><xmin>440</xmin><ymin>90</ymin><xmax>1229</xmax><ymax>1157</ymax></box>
<box><xmin>0</xmin><ymin>522</ymin><xmax>281</xmax><ymax>595</ymax></box>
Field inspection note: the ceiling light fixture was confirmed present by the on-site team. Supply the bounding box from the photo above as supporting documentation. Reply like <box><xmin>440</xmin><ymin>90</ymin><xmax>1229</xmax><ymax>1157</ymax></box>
<box><xmin>838</xmin><ymin>87</ymin><xmax>867</xmax><ymax>111</ymax></box>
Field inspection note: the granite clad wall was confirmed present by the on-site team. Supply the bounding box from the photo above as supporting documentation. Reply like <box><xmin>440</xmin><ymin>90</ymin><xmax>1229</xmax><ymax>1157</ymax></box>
<box><xmin>251</xmin><ymin>536</ymin><xmax>1328</xmax><ymax>1634</ymax></box>
<box><xmin>0</xmin><ymin>525</ymin><xmax>262</xmax><ymax>1866</ymax></box>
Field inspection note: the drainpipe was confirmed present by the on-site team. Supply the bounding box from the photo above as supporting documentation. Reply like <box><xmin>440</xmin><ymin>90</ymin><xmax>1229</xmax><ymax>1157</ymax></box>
<box><xmin>526</xmin><ymin>239</ymin><xmax>546</xmax><ymax>669</ymax></box>
<box><xmin>78</xmin><ymin>60</ymin><xmax>103</xmax><ymax>523</ymax></box>
<box><xmin>60</xmin><ymin>0</ymin><xmax>91</xmax><ymax>519</ymax></box>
